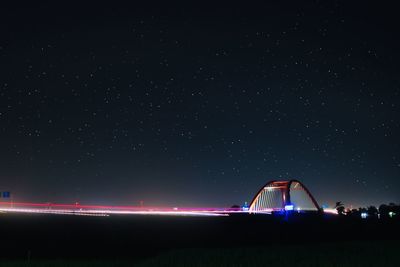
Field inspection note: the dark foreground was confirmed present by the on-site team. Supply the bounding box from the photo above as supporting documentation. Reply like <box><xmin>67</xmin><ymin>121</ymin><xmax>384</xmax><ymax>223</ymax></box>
<box><xmin>0</xmin><ymin>212</ymin><xmax>399</xmax><ymax>266</ymax></box>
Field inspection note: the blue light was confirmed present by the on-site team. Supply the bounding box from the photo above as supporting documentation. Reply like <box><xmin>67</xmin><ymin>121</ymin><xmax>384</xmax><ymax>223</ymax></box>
<box><xmin>242</xmin><ymin>201</ymin><xmax>249</xmax><ymax>211</ymax></box>
<box><xmin>284</xmin><ymin>205</ymin><xmax>294</xmax><ymax>211</ymax></box>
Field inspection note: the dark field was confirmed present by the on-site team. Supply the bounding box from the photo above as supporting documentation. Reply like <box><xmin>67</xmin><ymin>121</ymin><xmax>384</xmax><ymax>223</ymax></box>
<box><xmin>0</xmin><ymin>213</ymin><xmax>399</xmax><ymax>266</ymax></box>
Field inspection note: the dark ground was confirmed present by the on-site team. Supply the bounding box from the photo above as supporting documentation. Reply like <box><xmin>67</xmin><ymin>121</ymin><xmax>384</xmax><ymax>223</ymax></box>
<box><xmin>0</xmin><ymin>212</ymin><xmax>399</xmax><ymax>266</ymax></box>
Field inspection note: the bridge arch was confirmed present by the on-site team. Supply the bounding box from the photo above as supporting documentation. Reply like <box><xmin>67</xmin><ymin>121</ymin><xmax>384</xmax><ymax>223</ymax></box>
<box><xmin>249</xmin><ymin>180</ymin><xmax>320</xmax><ymax>213</ymax></box>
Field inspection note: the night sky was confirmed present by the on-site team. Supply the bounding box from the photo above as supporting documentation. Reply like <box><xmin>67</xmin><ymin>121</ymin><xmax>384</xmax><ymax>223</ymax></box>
<box><xmin>1</xmin><ymin>2</ymin><xmax>399</xmax><ymax>208</ymax></box>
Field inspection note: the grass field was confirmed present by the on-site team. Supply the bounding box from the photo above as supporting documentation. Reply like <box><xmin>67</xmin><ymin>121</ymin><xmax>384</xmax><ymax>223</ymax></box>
<box><xmin>1</xmin><ymin>241</ymin><xmax>398</xmax><ymax>267</ymax></box>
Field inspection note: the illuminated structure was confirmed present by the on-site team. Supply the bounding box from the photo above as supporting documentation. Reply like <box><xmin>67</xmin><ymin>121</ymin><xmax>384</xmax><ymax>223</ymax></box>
<box><xmin>249</xmin><ymin>180</ymin><xmax>320</xmax><ymax>213</ymax></box>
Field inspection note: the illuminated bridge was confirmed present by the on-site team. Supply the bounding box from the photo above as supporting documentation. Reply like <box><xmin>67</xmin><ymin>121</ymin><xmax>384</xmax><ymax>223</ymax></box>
<box><xmin>249</xmin><ymin>180</ymin><xmax>320</xmax><ymax>213</ymax></box>
<box><xmin>0</xmin><ymin>180</ymin><xmax>334</xmax><ymax>216</ymax></box>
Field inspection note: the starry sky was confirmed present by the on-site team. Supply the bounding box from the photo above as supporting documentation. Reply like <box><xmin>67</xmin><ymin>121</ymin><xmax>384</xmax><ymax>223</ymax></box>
<box><xmin>0</xmin><ymin>2</ymin><xmax>399</xmax><ymax>208</ymax></box>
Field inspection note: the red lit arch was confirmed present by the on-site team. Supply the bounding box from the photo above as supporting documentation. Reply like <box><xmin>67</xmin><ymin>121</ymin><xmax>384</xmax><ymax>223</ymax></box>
<box><xmin>249</xmin><ymin>180</ymin><xmax>320</xmax><ymax>213</ymax></box>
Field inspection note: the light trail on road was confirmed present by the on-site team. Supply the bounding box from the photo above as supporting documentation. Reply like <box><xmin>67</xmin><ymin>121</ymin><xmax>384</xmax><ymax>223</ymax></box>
<box><xmin>0</xmin><ymin>201</ymin><xmax>243</xmax><ymax>216</ymax></box>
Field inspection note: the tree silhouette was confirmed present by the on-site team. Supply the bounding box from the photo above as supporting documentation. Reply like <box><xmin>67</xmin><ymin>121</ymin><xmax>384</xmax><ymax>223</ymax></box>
<box><xmin>229</xmin><ymin>205</ymin><xmax>241</xmax><ymax>211</ymax></box>
<box><xmin>335</xmin><ymin>201</ymin><xmax>346</xmax><ymax>215</ymax></box>
<box><xmin>367</xmin><ymin>206</ymin><xmax>378</xmax><ymax>218</ymax></box>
